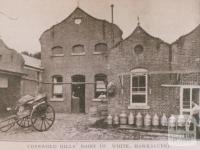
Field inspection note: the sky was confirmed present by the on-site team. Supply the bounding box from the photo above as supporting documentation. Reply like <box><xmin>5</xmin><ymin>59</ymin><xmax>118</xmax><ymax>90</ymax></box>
<box><xmin>0</xmin><ymin>0</ymin><xmax>200</xmax><ymax>53</ymax></box>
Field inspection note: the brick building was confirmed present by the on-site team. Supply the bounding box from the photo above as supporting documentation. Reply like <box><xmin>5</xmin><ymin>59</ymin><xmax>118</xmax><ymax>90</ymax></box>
<box><xmin>39</xmin><ymin>7</ymin><xmax>200</xmax><ymax>116</ymax></box>
<box><xmin>40</xmin><ymin>7</ymin><xmax>122</xmax><ymax>113</ymax></box>
<box><xmin>0</xmin><ymin>39</ymin><xmax>24</xmax><ymax>114</ymax></box>
<box><xmin>0</xmin><ymin>39</ymin><xmax>43</xmax><ymax>115</ymax></box>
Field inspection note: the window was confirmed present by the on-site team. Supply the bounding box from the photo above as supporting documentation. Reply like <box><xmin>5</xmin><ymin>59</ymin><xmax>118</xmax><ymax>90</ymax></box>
<box><xmin>134</xmin><ymin>45</ymin><xmax>144</xmax><ymax>55</ymax></box>
<box><xmin>52</xmin><ymin>46</ymin><xmax>64</xmax><ymax>56</ymax></box>
<box><xmin>74</xmin><ymin>18</ymin><xmax>82</xmax><ymax>25</ymax></box>
<box><xmin>52</xmin><ymin>75</ymin><xmax>63</xmax><ymax>99</ymax></box>
<box><xmin>94</xmin><ymin>43</ymin><xmax>107</xmax><ymax>54</ymax></box>
<box><xmin>95</xmin><ymin>74</ymin><xmax>107</xmax><ymax>98</ymax></box>
<box><xmin>181</xmin><ymin>87</ymin><xmax>200</xmax><ymax>116</ymax></box>
<box><xmin>130</xmin><ymin>69</ymin><xmax>148</xmax><ymax>105</ymax></box>
<box><xmin>72</xmin><ymin>45</ymin><xmax>85</xmax><ymax>55</ymax></box>
<box><xmin>0</xmin><ymin>77</ymin><xmax>8</xmax><ymax>88</ymax></box>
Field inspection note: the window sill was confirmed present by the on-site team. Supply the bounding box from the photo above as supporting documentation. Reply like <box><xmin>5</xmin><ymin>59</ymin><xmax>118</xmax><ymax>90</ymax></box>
<box><xmin>93</xmin><ymin>52</ymin><xmax>102</xmax><ymax>55</ymax></box>
<box><xmin>71</xmin><ymin>52</ymin><xmax>85</xmax><ymax>56</ymax></box>
<box><xmin>51</xmin><ymin>54</ymin><xmax>64</xmax><ymax>57</ymax></box>
<box><xmin>50</xmin><ymin>98</ymin><xmax>64</xmax><ymax>102</ymax></box>
<box><xmin>128</xmin><ymin>104</ymin><xmax>150</xmax><ymax>110</ymax></box>
<box><xmin>92</xmin><ymin>98</ymin><xmax>108</xmax><ymax>102</ymax></box>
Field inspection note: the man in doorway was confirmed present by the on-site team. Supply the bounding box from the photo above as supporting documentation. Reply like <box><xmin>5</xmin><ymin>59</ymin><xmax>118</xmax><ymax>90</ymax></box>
<box><xmin>191</xmin><ymin>102</ymin><xmax>200</xmax><ymax>139</ymax></box>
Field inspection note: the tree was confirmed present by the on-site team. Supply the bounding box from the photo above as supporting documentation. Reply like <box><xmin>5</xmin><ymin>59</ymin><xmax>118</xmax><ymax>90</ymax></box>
<box><xmin>21</xmin><ymin>51</ymin><xmax>41</xmax><ymax>59</ymax></box>
<box><xmin>32</xmin><ymin>52</ymin><xmax>41</xmax><ymax>59</ymax></box>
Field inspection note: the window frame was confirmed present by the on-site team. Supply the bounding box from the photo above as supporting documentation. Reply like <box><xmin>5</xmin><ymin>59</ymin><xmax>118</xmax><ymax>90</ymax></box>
<box><xmin>94</xmin><ymin>74</ymin><xmax>107</xmax><ymax>99</ymax></box>
<box><xmin>94</xmin><ymin>43</ymin><xmax>108</xmax><ymax>55</ymax></box>
<box><xmin>51</xmin><ymin>75</ymin><xmax>64</xmax><ymax>101</ymax></box>
<box><xmin>130</xmin><ymin>69</ymin><xmax>148</xmax><ymax>106</ymax></box>
<box><xmin>51</xmin><ymin>46</ymin><xmax>64</xmax><ymax>57</ymax></box>
<box><xmin>0</xmin><ymin>76</ymin><xmax>8</xmax><ymax>88</ymax></box>
<box><xmin>71</xmin><ymin>44</ymin><xmax>85</xmax><ymax>56</ymax></box>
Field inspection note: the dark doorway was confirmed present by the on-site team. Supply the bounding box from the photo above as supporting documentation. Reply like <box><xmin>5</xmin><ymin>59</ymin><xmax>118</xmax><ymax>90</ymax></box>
<box><xmin>71</xmin><ymin>75</ymin><xmax>85</xmax><ymax>113</ymax></box>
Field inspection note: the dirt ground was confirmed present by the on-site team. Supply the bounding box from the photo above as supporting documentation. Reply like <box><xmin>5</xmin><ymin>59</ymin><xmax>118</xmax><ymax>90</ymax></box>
<box><xmin>0</xmin><ymin>113</ymin><xmax>168</xmax><ymax>141</ymax></box>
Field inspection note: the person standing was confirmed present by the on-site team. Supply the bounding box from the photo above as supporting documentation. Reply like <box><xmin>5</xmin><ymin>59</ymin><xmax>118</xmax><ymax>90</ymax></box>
<box><xmin>191</xmin><ymin>102</ymin><xmax>200</xmax><ymax>139</ymax></box>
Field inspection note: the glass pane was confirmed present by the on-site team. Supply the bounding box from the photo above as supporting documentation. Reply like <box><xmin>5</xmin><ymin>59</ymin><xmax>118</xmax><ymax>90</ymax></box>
<box><xmin>52</xmin><ymin>46</ymin><xmax>63</xmax><ymax>55</ymax></box>
<box><xmin>95</xmin><ymin>43</ymin><xmax>107</xmax><ymax>53</ymax></box>
<box><xmin>72</xmin><ymin>45</ymin><xmax>84</xmax><ymax>53</ymax></box>
<box><xmin>132</xmin><ymin>87</ymin><xmax>138</xmax><ymax>91</ymax></box>
<box><xmin>192</xmin><ymin>88</ymin><xmax>199</xmax><ymax>105</ymax></box>
<box><xmin>139</xmin><ymin>88</ymin><xmax>146</xmax><ymax>91</ymax></box>
<box><xmin>132</xmin><ymin>95</ymin><xmax>146</xmax><ymax>103</ymax></box>
<box><xmin>53</xmin><ymin>85</ymin><xmax>63</xmax><ymax>94</ymax></box>
<box><xmin>183</xmin><ymin>88</ymin><xmax>190</xmax><ymax>109</ymax></box>
<box><xmin>0</xmin><ymin>77</ymin><xmax>8</xmax><ymax>88</ymax></box>
<box><xmin>132</xmin><ymin>76</ymin><xmax>138</xmax><ymax>87</ymax></box>
<box><xmin>139</xmin><ymin>76</ymin><xmax>145</xmax><ymax>87</ymax></box>
<box><xmin>56</xmin><ymin>77</ymin><xmax>63</xmax><ymax>83</ymax></box>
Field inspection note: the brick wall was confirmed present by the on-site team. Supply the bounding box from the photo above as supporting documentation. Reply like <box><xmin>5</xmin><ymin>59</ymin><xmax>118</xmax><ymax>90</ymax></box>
<box><xmin>107</xmin><ymin>26</ymin><xmax>179</xmax><ymax>116</ymax></box>
<box><xmin>171</xmin><ymin>25</ymin><xmax>200</xmax><ymax>71</ymax></box>
<box><xmin>40</xmin><ymin>8</ymin><xmax>122</xmax><ymax>113</ymax></box>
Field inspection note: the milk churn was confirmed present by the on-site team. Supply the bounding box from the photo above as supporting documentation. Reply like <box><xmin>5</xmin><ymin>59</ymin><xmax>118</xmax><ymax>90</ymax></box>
<box><xmin>161</xmin><ymin>113</ymin><xmax>168</xmax><ymax>127</ymax></box>
<box><xmin>152</xmin><ymin>113</ymin><xmax>159</xmax><ymax>127</ymax></box>
<box><xmin>144</xmin><ymin>113</ymin><xmax>151</xmax><ymax>127</ymax></box>
<box><xmin>113</xmin><ymin>114</ymin><xmax>119</xmax><ymax>125</ymax></box>
<box><xmin>168</xmin><ymin>114</ymin><xmax>176</xmax><ymax>128</ymax></box>
<box><xmin>128</xmin><ymin>112</ymin><xmax>134</xmax><ymax>125</ymax></box>
<box><xmin>107</xmin><ymin>114</ymin><xmax>113</xmax><ymax>125</ymax></box>
<box><xmin>136</xmin><ymin>112</ymin><xmax>143</xmax><ymax>127</ymax></box>
<box><xmin>119</xmin><ymin>111</ymin><xmax>127</xmax><ymax>125</ymax></box>
<box><xmin>177</xmin><ymin>114</ymin><xmax>185</xmax><ymax>129</ymax></box>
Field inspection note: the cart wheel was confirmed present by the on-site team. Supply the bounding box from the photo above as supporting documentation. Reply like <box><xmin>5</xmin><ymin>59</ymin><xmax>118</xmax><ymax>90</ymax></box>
<box><xmin>16</xmin><ymin>116</ymin><xmax>31</xmax><ymax>128</ymax></box>
<box><xmin>0</xmin><ymin>118</ymin><xmax>15</xmax><ymax>132</ymax></box>
<box><xmin>31</xmin><ymin>103</ymin><xmax>55</xmax><ymax>132</ymax></box>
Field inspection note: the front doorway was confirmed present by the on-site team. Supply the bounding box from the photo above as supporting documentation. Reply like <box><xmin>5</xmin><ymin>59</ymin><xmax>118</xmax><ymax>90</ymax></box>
<box><xmin>180</xmin><ymin>86</ymin><xmax>200</xmax><ymax>115</ymax></box>
<box><xmin>71</xmin><ymin>75</ymin><xmax>85</xmax><ymax>113</ymax></box>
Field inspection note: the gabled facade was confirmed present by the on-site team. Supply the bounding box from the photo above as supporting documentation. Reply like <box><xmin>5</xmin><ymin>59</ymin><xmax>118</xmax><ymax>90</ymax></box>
<box><xmin>107</xmin><ymin>25</ymin><xmax>176</xmax><ymax>115</ymax></box>
<box><xmin>40</xmin><ymin>7</ymin><xmax>123</xmax><ymax>113</ymax></box>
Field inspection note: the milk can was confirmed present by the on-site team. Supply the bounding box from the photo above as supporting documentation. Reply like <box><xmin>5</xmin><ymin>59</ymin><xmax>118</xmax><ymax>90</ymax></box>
<box><xmin>119</xmin><ymin>111</ymin><xmax>127</xmax><ymax>125</ymax></box>
<box><xmin>136</xmin><ymin>112</ymin><xmax>143</xmax><ymax>127</ymax></box>
<box><xmin>161</xmin><ymin>113</ymin><xmax>168</xmax><ymax>127</ymax></box>
<box><xmin>152</xmin><ymin>113</ymin><xmax>159</xmax><ymax>127</ymax></box>
<box><xmin>168</xmin><ymin>114</ymin><xmax>176</xmax><ymax>128</ymax></box>
<box><xmin>144</xmin><ymin>113</ymin><xmax>151</xmax><ymax>127</ymax></box>
<box><xmin>113</xmin><ymin>114</ymin><xmax>119</xmax><ymax>125</ymax></box>
<box><xmin>177</xmin><ymin>114</ymin><xmax>185</xmax><ymax>129</ymax></box>
<box><xmin>107</xmin><ymin>114</ymin><xmax>113</xmax><ymax>125</ymax></box>
<box><xmin>128</xmin><ymin>112</ymin><xmax>134</xmax><ymax>125</ymax></box>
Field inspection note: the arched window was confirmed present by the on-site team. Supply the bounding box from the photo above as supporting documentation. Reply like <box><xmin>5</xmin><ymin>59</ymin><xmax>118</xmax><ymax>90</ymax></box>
<box><xmin>52</xmin><ymin>46</ymin><xmax>63</xmax><ymax>56</ymax></box>
<box><xmin>72</xmin><ymin>44</ymin><xmax>85</xmax><ymax>55</ymax></box>
<box><xmin>134</xmin><ymin>44</ymin><xmax>144</xmax><ymax>55</ymax></box>
<box><xmin>94</xmin><ymin>74</ymin><xmax>107</xmax><ymax>98</ymax></box>
<box><xmin>130</xmin><ymin>68</ymin><xmax>148</xmax><ymax>105</ymax></box>
<box><xmin>94</xmin><ymin>43</ymin><xmax>107</xmax><ymax>54</ymax></box>
<box><xmin>52</xmin><ymin>75</ymin><xmax>63</xmax><ymax>99</ymax></box>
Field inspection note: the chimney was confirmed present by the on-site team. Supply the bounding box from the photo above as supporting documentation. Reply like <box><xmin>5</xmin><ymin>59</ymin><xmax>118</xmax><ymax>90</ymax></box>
<box><xmin>111</xmin><ymin>4</ymin><xmax>114</xmax><ymax>24</ymax></box>
<box><xmin>111</xmin><ymin>4</ymin><xmax>114</xmax><ymax>46</ymax></box>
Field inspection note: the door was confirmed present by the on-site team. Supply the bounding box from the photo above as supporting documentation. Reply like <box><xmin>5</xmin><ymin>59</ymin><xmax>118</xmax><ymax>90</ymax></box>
<box><xmin>71</xmin><ymin>75</ymin><xmax>85</xmax><ymax>113</ymax></box>
<box><xmin>180</xmin><ymin>87</ymin><xmax>200</xmax><ymax>115</ymax></box>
